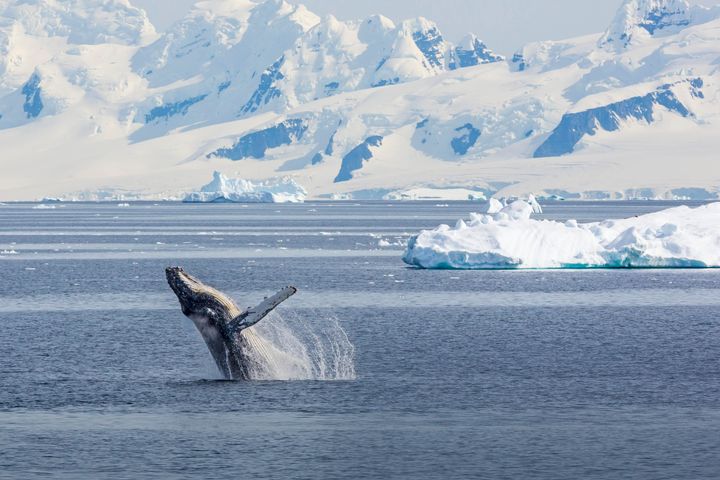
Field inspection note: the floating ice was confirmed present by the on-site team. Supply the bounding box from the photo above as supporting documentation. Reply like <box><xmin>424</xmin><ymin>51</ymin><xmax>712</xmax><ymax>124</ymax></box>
<box><xmin>403</xmin><ymin>201</ymin><xmax>720</xmax><ymax>269</ymax></box>
<box><xmin>527</xmin><ymin>195</ymin><xmax>543</xmax><ymax>214</ymax></box>
<box><xmin>378</xmin><ymin>238</ymin><xmax>406</xmax><ymax>248</ymax></box>
<box><xmin>477</xmin><ymin>196</ymin><xmax>541</xmax><ymax>214</ymax></box>
<box><xmin>184</xmin><ymin>171</ymin><xmax>307</xmax><ymax>203</ymax></box>
<box><xmin>383</xmin><ymin>187</ymin><xmax>488</xmax><ymax>201</ymax></box>
<box><xmin>468</xmin><ymin>193</ymin><xmax>488</xmax><ymax>202</ymax></box>
<box><xmin>479</xmin><ymin>198</ymin><xmax>504</xmax><ymax>213</ymax></box>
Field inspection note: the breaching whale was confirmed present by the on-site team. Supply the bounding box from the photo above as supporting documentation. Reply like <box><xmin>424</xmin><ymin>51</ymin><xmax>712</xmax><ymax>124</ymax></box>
<box><xmin>166</xmin><ymin>267</ymin><xmax>297</xmax><ymax>380</ymax></box>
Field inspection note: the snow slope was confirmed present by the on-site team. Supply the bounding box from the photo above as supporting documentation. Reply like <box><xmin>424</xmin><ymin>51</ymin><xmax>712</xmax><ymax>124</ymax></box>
<box><xmin>0</xmin><ymin>0</ymin><xmax>719</xmax><ymax>201</ymax></box>
<box><xmin>403</xmin><ymin>201</ymin><xmax>720</xmax><ymax>269</ymax></box>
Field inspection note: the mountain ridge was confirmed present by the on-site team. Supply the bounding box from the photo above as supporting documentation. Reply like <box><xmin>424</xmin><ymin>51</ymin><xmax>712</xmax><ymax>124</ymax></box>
<box><xmin>0</xmin><ymin>0</ymin><xmax>718</xmax><ymax>201</ymax></box>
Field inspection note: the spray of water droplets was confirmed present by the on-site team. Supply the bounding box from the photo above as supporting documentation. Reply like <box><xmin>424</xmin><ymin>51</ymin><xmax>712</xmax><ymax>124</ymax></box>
<box><xmin>245</xmin><ymin>310</ymin><xmax>356</xmax><ymax>381</ymax></box>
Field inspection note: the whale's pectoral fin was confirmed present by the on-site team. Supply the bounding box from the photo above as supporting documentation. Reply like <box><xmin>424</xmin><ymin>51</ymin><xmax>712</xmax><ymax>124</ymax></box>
<box><xmin>228</xmin><ymin>286</ymin><xmax>297</xmax><ymax>334</ymax></box>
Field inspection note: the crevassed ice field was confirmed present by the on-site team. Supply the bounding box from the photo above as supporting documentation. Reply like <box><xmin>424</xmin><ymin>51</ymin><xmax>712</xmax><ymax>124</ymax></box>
<box><xmin>1</xmin><ymin>201</ymin><xmax>720</xmax><ymax>480</ymax></box>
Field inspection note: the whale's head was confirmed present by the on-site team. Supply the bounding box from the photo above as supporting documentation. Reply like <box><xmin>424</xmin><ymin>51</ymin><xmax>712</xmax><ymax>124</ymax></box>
<box><xmin>165</xmin><ymin>267</ymin><xmax>240</xmax><ymax>319</ymax></box>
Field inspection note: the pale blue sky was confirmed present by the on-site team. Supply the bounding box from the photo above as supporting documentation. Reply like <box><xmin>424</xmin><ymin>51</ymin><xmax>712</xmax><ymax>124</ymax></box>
<box><xmin>133</xmin><ymin>0</ymin><xmax>718</xmax><ymax>55</ymax></box>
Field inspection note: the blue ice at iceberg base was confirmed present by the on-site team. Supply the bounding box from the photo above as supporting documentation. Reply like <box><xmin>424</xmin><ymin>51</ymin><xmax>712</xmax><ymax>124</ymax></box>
<box><xmin>403</xmin><ymin>202</ymin><xmax>720</xmax><ymax>270</ymax></box>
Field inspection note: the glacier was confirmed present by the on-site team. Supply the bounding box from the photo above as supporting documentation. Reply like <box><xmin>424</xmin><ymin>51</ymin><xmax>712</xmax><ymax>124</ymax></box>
<box><xmin>183</xmin><ymin>171</ymin><xmax>307</xmax><ymax>203</ymax></box>
<box><xmin>0</xmin><ymin>0</ymin><xmax>719</xmax><ymax>201</ymax></box>
<box><xmin>403</xmin><ymin>201</ymin><xmax>720</xmax><ymax>269</ymax></box>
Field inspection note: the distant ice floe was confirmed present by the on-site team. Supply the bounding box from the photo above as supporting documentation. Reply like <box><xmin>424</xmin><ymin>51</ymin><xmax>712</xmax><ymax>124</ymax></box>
<box><xmin>383</xmin><ymin>187</ymin><xmax>488</xmax><ymax>201</ymax></box>
<box><xmin>184</xmin><ymin>171</ymin><xmax>307</xmax><ymax>203</ymax></box>
<box><xmin>403</xmin><ymin>201</ymin><xmax>720</xmax><ymax>269</ymax></box>
<box><xmin>377</xmin><ymin>238</ymin><xmax>406</xmax><ymax>248</ymax></box>
<box><xmin>477</xmin><ymin>195</ymin><xmax>543</xmax><ymax>214</ymax></box>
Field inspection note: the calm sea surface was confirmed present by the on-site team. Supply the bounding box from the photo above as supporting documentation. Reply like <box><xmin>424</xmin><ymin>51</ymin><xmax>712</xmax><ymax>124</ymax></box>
<box><xmin>1</xmin><ymin>201</ymin><xmax>719</xmax><ymax>480</ymax></box>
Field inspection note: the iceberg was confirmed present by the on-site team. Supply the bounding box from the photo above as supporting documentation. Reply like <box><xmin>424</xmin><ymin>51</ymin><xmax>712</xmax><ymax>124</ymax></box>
<box><xmin>479</xmin><ymin>198</ymin><xmax>504</xmax><ymax>213</ymax></box>
<box><xmin>403</xmin><ymin>202</ymin><xmax>720</xmax><ymax>269</ymax></box>
<box><xmin>478</xmin><ymin>196</ymin><xmax>542</xmax><ymax>214</ymax></box>
<box><xmin>383</xmin><ymin>187</ymin><xmax>488</xmax><ymax>201</ymax></box>
<box><xmin>184</xmin><ymin>172</ymin><xmax>307</xmax><ymax>203</ymax></box>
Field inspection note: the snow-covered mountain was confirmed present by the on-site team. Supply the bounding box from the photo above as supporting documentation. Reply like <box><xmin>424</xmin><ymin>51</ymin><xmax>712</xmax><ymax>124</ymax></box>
<box><xmin>0</xmin><ymin>0</ymin><xmax>719</xmax><ymax>201</ymax></box>
<box><xmin>599</xmin><ymin>0</ymin><xmax>720</xmax><ymax>47</ymax></box>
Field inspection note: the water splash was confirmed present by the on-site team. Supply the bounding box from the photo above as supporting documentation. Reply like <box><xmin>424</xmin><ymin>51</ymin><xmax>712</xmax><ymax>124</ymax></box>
<box><xmin>183</xmin><ymin>310</ymin><xmax>356</xmax><ymax>381</ymax></box>
<box><xmin>246</xmin><ymin>310</ymin><xmax>356</xmax><ymax>381</ymax></box>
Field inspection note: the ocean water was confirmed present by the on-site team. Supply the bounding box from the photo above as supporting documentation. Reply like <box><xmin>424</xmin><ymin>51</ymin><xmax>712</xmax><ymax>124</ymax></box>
<box><xmin>1</xmin><ymin>201</ymin><xmax>719</xmax><ymax>480</ymax></box>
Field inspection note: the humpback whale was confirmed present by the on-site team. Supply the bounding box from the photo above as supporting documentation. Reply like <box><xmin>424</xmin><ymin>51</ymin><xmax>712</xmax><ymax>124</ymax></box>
<box><xmin>166</xmin><ymin>267</ymin><xmax>297</xmax><ymax>380</ymax></box>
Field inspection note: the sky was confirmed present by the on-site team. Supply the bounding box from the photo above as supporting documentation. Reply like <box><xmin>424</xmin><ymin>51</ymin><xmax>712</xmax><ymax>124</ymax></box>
<box><xmin>132</xmin><ymin>0</ymin><xmax>718</xmax><ymax>55</ymax></box>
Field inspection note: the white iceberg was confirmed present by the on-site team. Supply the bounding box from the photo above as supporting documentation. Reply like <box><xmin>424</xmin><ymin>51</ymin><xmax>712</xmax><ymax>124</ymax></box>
<box><xmin>403</xmin><ymin>201</ymin><xmax>720</xmax><ymax>269</ymax></box>
<box><xmin>527</xmin><ymin>195</ymin><xmax>543</xmax><ymax>214</ymax></box>
<box><xmin>383</xmin><ymin>187</ymin><xmax>488</xmax><ymax>201</ymax></box>
<box><xmin>478</xmin><ymin>198</ymin><xmax>504</xmax><ymax>214</ymax></box>
<box><xmin>184</xmin><ymin>172</ymin><xmax>307</xmax><ymax>204</ymax></box>
<box><xmin>477</xmin><ymin>196</ymin><xmax>542</xmax><ymax>215</ymax></box>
